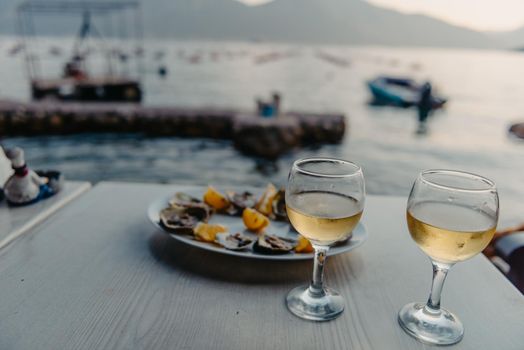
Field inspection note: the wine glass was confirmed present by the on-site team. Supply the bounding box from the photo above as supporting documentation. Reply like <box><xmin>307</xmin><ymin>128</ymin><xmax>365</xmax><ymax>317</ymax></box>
<box><xmin>285</xmin><ymin>157</ymin><xmax>365</xmax><ymax>321</ymax></box>
<box><xmin>398</xmin><ymin>170</ymin><xmax>499</xmax><ymax>345</ymax></box>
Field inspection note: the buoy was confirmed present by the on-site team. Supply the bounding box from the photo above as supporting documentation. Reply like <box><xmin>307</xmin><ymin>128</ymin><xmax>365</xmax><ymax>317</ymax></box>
<box><xmin>158</xmin><ymin>66</ymin><xmax>168</xmax><ymax>77</ymax></box>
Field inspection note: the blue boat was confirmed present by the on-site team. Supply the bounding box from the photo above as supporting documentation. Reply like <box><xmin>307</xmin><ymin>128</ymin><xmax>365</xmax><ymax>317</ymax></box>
<box><xmin>367</xmin><ymin>76</ymin><xmax>446</xmax><ymax>109</ymax></box>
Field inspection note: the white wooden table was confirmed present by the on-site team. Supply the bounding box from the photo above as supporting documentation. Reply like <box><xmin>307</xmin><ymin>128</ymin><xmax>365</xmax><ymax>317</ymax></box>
<box><xmin>0</xmin><ymin>181</ymin><xmax>91</xmax><ymax>249</ymax></box>
<box><xmin>0</xmin><ymin>182</ymin><xmax>521</xmax><ymax>350</ymax></box>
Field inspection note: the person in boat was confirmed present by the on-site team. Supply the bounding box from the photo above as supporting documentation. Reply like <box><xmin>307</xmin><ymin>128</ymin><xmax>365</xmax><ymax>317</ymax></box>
<box><xmin>417</xmin><ymin>82</ymin><xmax>432</xmax><ymax>133</ymax></box>
<box><xmin>256</xmin><ymin>92</ymin><xmax>281</xmax><ymax>117</ymax></box>
<box><xmin>256</xmin><ymin>98</ymin><xmax>264</xmax><ymax>116</ymax></box>
<box><xmin>272</xmin><ymin>92</ymin><xmax>281</xmax><ymax>116</ymax></box>
<box><xmin>63</xmin><ymin>55</ymin><xmax>87</xmax><ymax>80</ymax></box>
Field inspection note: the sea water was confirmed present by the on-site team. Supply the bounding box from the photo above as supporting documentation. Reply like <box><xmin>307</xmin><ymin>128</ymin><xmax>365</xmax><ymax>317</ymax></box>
<box><xmin>0</xmin><ymin>37</ymin><xmax>523</xmax><ymax>225</ymax></box>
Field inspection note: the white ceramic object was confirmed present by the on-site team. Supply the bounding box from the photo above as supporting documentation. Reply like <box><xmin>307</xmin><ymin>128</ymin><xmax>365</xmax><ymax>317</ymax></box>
<box><xmin>147</xmin><ymin>192</ymin><xmax>368</xmax><ymax>261</ymax></box>
<box><xmin>3</xmin><ymin>148</ymin><xmax>45</xmax><ymax>204</ymax></box>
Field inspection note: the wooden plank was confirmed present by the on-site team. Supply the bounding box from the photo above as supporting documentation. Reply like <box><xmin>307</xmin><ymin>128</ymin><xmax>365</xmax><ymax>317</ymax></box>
<box><xmin>0</xmin><ymin>182</ymin><xmax>521</xmax><ymax>350</ymax></box>
<box><xmin>0</xmin><ymin>181</ymin><xmax>91</xmax><ymax>250</ymax></box>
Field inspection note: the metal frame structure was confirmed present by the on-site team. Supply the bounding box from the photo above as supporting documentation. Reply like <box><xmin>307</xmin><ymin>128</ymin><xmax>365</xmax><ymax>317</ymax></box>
<box><xmin>16</xmin><ymin>1</ymin><xmax>143</xmax><ymax>82</ymax></box>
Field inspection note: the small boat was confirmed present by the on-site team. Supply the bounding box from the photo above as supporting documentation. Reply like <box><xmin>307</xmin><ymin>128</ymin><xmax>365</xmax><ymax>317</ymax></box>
<box><xmin>509</xmin><ymin>122</ymin><xmax>524</xmax><ymax>139</ymax></box>
<box><xmin>18</xmin><ymin>2</ymin><xmax>143</xmax><ymax>103</ymax></box>
<box><xmin>367</xmin><ymin>76</ymin><xmax>446</xmax><ymax>109</ymax></box>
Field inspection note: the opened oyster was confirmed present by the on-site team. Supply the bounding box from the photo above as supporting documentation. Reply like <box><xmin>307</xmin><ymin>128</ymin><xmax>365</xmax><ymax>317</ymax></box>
<box><xmin>169</xmin><ymin>192</ymin><xmax>204</xmax><ymax>207</ymax></box>
<box><xmin>159</xmin><ymin>207</ymin><xmax>199</xmax><ymax>235</ymax></box>
<box><xmin>215</xmin><ymin>232</ymin><xmax>254</xmax><ymax>251</ymax></box>
<box><xmin>225</xmin><ymin>191</ymin><xmax>256</xmax><ymax>216</ymax></box>
<box><xmin>182</xmin><ymin>202</ymin><xmax>212</xmax><ymax>221</ymax></box>
<box><xmin>253</xmin><ymin>234</ymin><xmax>296</xmax><ymax>254</ymax></box>
<box><xmin>159</xmin><ymin>201</ymin><xmax>212</xmax><ymax>235</ymax></box>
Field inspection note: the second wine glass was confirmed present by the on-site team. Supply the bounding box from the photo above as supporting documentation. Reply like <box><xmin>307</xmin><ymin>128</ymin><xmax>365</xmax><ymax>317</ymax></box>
<box><xmin>285</xmin><ymin>157</ymin><xmax>365</xmax><ymax>321</ymax></box>
<box><xmin>398</xmin><ymin>170</ymin><xmax>499</xmax><ymax>345</ymax></box>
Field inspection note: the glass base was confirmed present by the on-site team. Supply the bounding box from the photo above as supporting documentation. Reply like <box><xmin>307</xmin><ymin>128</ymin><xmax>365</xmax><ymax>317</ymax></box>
<box><xmin>285</xmin><ymin>285</ymin><xmax>344</xmax><ymax>321</ymax></box>
<box><xmin>398</xmin><ymin>302</ymin><xmax>464</xmax><ymax>345</ymax></box>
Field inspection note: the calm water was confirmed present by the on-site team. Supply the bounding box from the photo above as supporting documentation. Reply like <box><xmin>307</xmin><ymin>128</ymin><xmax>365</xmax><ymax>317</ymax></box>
<box><xmin>1</xmin><ymin>37</ymin><xmax>523</xmax><ymax>226</ymax></box>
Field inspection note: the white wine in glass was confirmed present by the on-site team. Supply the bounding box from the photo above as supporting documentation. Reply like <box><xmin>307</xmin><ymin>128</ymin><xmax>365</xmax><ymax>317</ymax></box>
<box><xmin>285</xmin><ymin>158</ymin><xmax>365</xmax><ymax>321</ymax></box>
<box><xmin>407</xmin><ymin>202</ymin><xmax>496</xmax><ymax>264</ymax></box>
<box><xmin>399</xmin><ymin>170</ymin><xmax>498</xmax><ymax>345</ymax></box>
<box><xmin>287</xmin><ymin>191</ymin><xmax>363</xmax><ymax>246</ymax></box>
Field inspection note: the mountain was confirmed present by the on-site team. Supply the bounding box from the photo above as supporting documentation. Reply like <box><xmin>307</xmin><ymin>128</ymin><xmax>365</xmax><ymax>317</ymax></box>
<box><xmin>0</xmin><ymin>0</ymin><xmax>511</xmax><ymax>49</ymax></box>
<box><xmin>142</xmin><ymin>0</ymin><xmax>501</xmax><ymax>48</ymax></box>
<box><xmin>488</xmin><ymin>27</ymin><xmax>524</xmax><ymax>49</ymax></box>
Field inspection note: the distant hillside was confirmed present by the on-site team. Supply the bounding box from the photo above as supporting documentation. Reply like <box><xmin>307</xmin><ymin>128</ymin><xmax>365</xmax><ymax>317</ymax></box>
<box><xmin>141</xmin><ymin>0</ymin><xmax>502</xmax><ymax>48</ymax></box>
<box><xmin>488</xmin><ymin>27</ymin><xmax>524</xmax><ymax>49</ymax></box>
<box><xmin>0</xmin><ymin>0</ymin><xmax>515</xmax><ymax>49</ymax></box>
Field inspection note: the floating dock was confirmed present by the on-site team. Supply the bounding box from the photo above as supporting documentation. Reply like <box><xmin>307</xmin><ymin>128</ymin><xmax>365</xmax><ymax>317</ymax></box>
<box><xmin>0</xmin><ymin>99</ymin><xmax>345</xmax><ymax>159</ymax></box>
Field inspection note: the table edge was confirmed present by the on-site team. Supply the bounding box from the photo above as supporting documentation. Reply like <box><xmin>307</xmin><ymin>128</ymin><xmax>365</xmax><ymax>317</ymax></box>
<box><xmin>0</xmin><ymin>181</ymin><xmax>91</xmax><ymax>251</ymax></box>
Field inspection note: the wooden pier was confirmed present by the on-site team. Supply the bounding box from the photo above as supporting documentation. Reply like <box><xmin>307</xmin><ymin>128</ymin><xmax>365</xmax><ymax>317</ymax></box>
<box><xmin>0</xmin><ymin>99</ymin><xmax>345</xmax><ymax>159</ymax></box>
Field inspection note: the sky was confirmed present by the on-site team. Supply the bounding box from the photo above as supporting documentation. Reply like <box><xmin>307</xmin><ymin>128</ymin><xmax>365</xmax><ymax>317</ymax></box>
<box><xmin>239</xmin><ymin>0</ymin><xmax>524</xmax><ymax>32</ymax></box>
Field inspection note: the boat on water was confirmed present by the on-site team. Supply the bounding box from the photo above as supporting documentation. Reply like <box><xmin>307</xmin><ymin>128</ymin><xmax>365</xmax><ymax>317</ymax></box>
<box><xmin>367</xmin><ymin>76</ymin><xmax>447</xmax><ymax>109</ymax></box>
<box><xmin>509</xmin><ymin>122</ymin><xmax>524</xmax><ymax>139</ymax></box>
<box><xmin>17</xmin><ymin>1</ymin><xmax>143</xmax><ymax>103</ymax></box>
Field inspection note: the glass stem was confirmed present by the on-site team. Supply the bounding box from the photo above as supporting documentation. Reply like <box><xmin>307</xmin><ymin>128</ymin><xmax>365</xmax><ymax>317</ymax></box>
<box><xmin>308</xmin><ymin>245</ymin><xmax>328</xmax><ymax>297</ymax></box>
<box><xmin>425</xmin><ymin>261</ymin><xmax>452</xmax><ymax>315</ymax></box>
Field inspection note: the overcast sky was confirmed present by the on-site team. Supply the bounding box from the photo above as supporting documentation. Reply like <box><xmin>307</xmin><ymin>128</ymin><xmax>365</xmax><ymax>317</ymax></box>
<box><xmin>239</xmin><ymin>0</ymin><xmax>524</xmax><ymax>32</ymax></box>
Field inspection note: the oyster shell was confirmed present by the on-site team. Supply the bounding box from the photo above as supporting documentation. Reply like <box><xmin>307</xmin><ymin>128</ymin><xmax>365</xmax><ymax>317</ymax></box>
<box><xmin>272</xmin><ymin>189</ymin><xmax>287</xmax><ymax>221</ymax></box>
<box><xmin>169</xmin><ymin>192</ymin><xmax>203</xmax><ymax>207</ymax></box>
<box><xmin>253</xmin><ymin>234</ymin><xmax>296</xmax><ymax>254</ymax></box>
<box><xmin>225</xmin><ymin>191</ymin><xmax>257</xmax><ymax>216</ymax></box>
<box><xmin>180</xmin><ymin>202</ymin><xmax>212</xmax><ymax>222</ymax></box>
<box><xmin>159</xmin><ymin>207</ymin><xmax>199</xmax><ymax>235</ymax></box>
<box><xmin>215</xmin><ymin>232</ymin><xmax>254</xmax><ymax>251</ymax></box>
<box><xmin>159</xmin><ymin>197</ymin><xmax>212</xmax><ymax>235</ymax></box>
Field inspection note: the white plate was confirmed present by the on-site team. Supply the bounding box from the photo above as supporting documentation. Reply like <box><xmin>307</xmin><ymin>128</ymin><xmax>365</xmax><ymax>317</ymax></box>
<box><xmin>147</xmin><ymin>190</ymin><xmax>368</xmax><ymax>261</ymax></box>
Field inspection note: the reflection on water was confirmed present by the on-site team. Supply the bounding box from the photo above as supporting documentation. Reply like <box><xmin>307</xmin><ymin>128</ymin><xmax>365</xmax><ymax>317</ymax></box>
<box><xmin>1</xmin><ymin>37</ymin><xmax>524</xmax><ymax>225</ymax></box>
